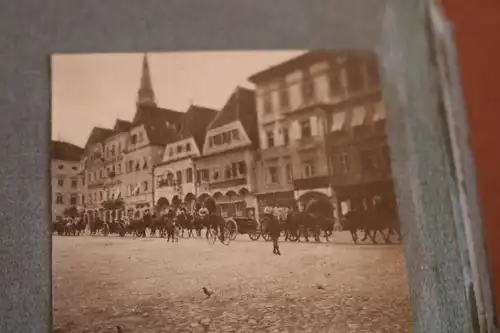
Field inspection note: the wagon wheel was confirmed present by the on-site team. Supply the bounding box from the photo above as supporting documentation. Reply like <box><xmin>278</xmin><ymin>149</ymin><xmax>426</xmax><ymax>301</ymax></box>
<box><xmin>225</xmin><ymin>218</ymin><xmax>238</xmax><ymax>241</ymax></box>
<box><xmin>285</xmin><ymin>228</ymin><xmax>298</xmax><ymax>242</ymax></box>
<box><xmin>260</xmin><ymin>223</ymin><xmax>272</xmax><ymax>242</ymax></box>
<box><xmin>248</xmin><ymin>219</ymin><xmax>261</xmax><ymax>241</ymax></box>
<box><xmin>206</xmin><ymin>228</ymin><xmax>217</xmax><ymax>245</ymax></box>
<box><xmin>221</xmin><ymin>227</ymin><xmax>232</xmax><ymax>246</ymax></box>
<box><xmin>188</xmin><ymin>226</ymin><xmax>198</xmax><ymax>239</ymax></box>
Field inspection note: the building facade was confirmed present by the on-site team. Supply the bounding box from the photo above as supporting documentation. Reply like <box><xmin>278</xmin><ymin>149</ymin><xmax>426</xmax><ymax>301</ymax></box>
<box><xmin>50</xmin><ymin>140</ymin><xmax>84</xmax><ymax>221</ymax></box>
<box><xmin>122</xmin><ymin>54</ymin><xmax>184</xmax><ymax>218</ymax></box>
<box><xmin>153</xmin><ymin>105</ymin><xmax>218</xmax><ymax>213</ymax></box>
<box><xmin>194</xmin><ymin>87</ymin><xmax>260</xmax><ymax>219</ymax></box>
<box><xmin>248</xmin><ymin>50</ymin><xmax>387</xmax><ymax>216</ymax></box>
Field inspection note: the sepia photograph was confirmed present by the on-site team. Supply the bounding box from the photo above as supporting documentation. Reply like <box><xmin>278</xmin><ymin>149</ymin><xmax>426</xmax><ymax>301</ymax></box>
<box><xmin>50</xmin><ymin>50</ymin><xmax>414</xmax><ymax>332</ymax></box>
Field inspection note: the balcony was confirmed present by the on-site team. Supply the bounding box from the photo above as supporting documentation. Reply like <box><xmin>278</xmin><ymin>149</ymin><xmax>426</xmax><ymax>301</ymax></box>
<box><xmin>210</xmin><ymin>177</ymin><xmax>247</xmax><ymax>190</ymax></box>
<box><xmin>293</xmin><ymin>175</ymin><xmax>330</xmax><ymax>191</ymax></box>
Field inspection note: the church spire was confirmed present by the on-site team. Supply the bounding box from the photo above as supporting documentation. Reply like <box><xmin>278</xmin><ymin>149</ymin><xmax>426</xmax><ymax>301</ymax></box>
<box><xmin>137</xmin><ymin>53</ymin><xmax>157</xmax><ymax>107</ymax></box>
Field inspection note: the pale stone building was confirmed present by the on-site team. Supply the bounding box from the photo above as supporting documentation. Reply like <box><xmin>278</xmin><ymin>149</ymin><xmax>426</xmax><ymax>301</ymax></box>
<box><xmin>50</xmin><ymin>140</ymin><xmax>84</xmax><ymax>221</ymax></box>
<box><xmin>248</xmin><ymin>50</ymin><xmax>381</xmax><ymax>214</ymax></box>
<box><xmin>122</xmin><ymin>54</ymin><xmax>184</xmax><ymax>218</ymax></box>
<box><xmin>195</xmin><ymin>87</ymin><xmax>260</xmax><ymax>219</ymax></box>
<box><xmin>154</xmin><ymin>105</ymin><xmax>218</xmax><ymax>213</ymax></box>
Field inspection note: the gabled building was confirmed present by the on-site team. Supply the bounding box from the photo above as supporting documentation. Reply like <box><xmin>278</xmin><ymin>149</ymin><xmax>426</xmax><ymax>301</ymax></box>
<box><xmin>50</xmin><ymin>140</ymin><xmax>84</xmax><ymax>220</ymax></box>
<box><xmin>122</xmin><ymin>54</ymin><xmax>184</xmax><ymax>218</ymax></box>
<box><xmin>81</xmin><ymin>126</ymin><xmax>114</xmax><ymax>215</ymax></box>
<box><xmin>153</xmin><ymin>105</ymin><xmax>218</xmax><ymax>213</ymax></box>
<box><xmin>248</xmin><ymin>50</ymin><xmax>384</xmax><ymax>215</ymax></box>
<box><xmin>194</xmin><ymin>87</ymin><xmax>259</xmax><ymax>218</ymax></box>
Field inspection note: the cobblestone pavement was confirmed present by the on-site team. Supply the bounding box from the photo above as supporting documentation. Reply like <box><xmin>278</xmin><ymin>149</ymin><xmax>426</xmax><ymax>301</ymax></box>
<box><xmin>53</xmin><ymin>233</ymin><xmax>413</xmax><ymax>333</ymax></box>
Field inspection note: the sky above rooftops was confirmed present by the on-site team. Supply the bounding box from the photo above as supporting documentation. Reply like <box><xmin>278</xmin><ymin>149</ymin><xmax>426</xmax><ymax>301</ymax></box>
<box><xmin>51</xmin><ymin>50</ymin><xmax>304</xmax><ymax>147</ymax></box>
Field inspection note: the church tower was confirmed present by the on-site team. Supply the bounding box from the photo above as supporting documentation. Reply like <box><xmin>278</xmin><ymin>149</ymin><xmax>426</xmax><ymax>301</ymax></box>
<box><xmin>136</xmin><ymin>53</ymin><xmax>157</xmax><ymax>107</ymax></box>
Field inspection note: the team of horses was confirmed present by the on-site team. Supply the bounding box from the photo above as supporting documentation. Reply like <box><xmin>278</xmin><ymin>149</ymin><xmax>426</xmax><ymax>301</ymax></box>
<box><xmin>53</xmin><ymin>197</ymin><xmax>402</xmax><ymax>245</ymax></box>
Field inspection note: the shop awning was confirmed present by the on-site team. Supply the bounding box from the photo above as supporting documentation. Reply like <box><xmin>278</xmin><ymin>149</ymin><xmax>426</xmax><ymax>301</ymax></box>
<box><xmin>350</xmin><ymin>106</ymin><xmax>367</xmax><ymax>127</ymax></box>
<box><xmin>372</xmin><ymin>101</ymin><xmax>387</xmax><ymax>121</ymax></box>
<box><xmin>331</xmin><ymin>112</ymin><xmax>346</xmax><ymax>132</ymax></box>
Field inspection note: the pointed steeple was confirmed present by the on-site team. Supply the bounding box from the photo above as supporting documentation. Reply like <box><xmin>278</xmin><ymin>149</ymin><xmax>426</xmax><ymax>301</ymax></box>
<box><xmin>137</xmin><ymin>53</ymin><xmax>157</xmax><ymax>107</ymax></box>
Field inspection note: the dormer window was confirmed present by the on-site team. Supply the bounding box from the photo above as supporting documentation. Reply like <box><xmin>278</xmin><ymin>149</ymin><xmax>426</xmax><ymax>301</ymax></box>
<box><xmin>231</xmin><ymin>130</ymin><xmax>239</xmax><ymax>141</ymax></box>
<box><xmin>177</xmin><ymin>145</ymin><xmax>182</xmax><ymax>153</ymax></box>
<box><xmin>186</xmin><ymin>143</ymin><xmax>191</xmax><ymax>152</ymax></box>
<box><xmin>130</xmin><ymin>134</ymin><xmax>137</xmax><ymax>145</ymax></box>
<box><xmin>169</xmin><ymin>147</ymin><xmax>174</xmax><ymax>157</ymax></box>
<box><xmin>138</xmin><ymin>132</ymin><xmax>144</xmax><ymax>142</ymax></box>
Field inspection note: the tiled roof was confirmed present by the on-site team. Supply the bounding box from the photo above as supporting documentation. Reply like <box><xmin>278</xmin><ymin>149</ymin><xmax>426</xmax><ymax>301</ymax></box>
<box><xmin>247</xmin><ymin>50</ymin><xmax>372</xmax><ymax>84</ymax></box>
<box><xmin>132</xmin><ymin>105</ymin><xmax>185</xmax><ymax>145</ymax></box>
<box><xmin>208</xmin><ymin>87</ymin><xmax>259</xmax><ymax>148</ymax></box>
<box><xmin>113</xmin><ymin>119</ymin><xmax>132</xmax><ymax>133</ymax></box>
<box><xmin>179</xmin><ymin>105</ymin><xmax>218</xmax><ymax>150</ymax></box>
<box><xmin>84</xmin><ymin>127</ymin><xmax>114</xmax><ymax>149</ymax></box>
<box><xmin>51</xmin><ymin>140</ymin><xmax>84</xmax><ymax>162</ymax></box>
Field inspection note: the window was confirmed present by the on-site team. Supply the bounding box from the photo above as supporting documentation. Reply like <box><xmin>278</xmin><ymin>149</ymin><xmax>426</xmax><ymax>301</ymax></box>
<box><xmin>82</xmin><ymin>176</ymin><xmax>85</xmax><ymax>186</ymax></box>
<box><xmin>128</xmin><ymin>160</ymin><xmax>133</xmax><ymax>173</ymax></box>
<box><xmin>360</xmin><ymin>149</ymin><xmax>377</xmax><ymax>172</ymax></box>
<box><xmin>186</xmin><ymin>168</ymin><xmax>193</xmax><ymax>183</ymax></box>
<box><xmin>283</xmin><ymin>128</ymin><xmax>289</xmax><ymax>146</ymax></box>
<box><xmin>212</xmin><ymin>134</ymin><xmax>222</xmax><ymax>146</ymax></box>
<box><xmin>143</xmin><ymin>158</ymin><xmax>148</xmax><ymax>170</ymax></box>
<box><xmin>117</xmin><ymin>164</ymin><xmax>122</xmax><ymax>174</ymax></box>
<box><xmin>301</xmin><ymin>72</ymin><xmax>315</xmax><ymax>103</ymax></box>
<box><xmin>111</xmin><ymin>145</ymin><xmax>116</xmax><ymax>157</ymax></box>
<box><xmin>222</xmin><ymin>132</ymin><xmax>231</xmax><ymax>144</ymax></box>
<box><xmin>169</xmin><ymin>147</ymin><xmax>174</xmax><ymax>157</ymax></box>
<box><xmin>303</xmin><ymin>161</ymin><xmax>316</xmax><ymax>178</ymax></box>
<box><xmin>225</xmin><ymin>166</ymin><xmax>232</xmax><ymax>179</ymax></box>
<box><xmin>72</xmin><ymin>166</ymin><xmax>77</xmax><ymax>171</ymax></box>
<box><xmin>186</xmin><ymin>143</ymin><xmax>191</xmax><ymax>152</ymax></box>
<box><xmin>93</xmin><ymin>192</ymin><xmax>97</xmax><ymax>201</ymax></box>
<box><xmin>81</xmin><ymin>195</ymin><xmax>85</xmax><ymax>205</ymax></box>
<box><xmin>279</xmin><ymin>83</ymin><xmax>289</xmax><ymax>108</ymax></box>
<box><xmin>135</xmin><ymin>161</ymin><xmax>140</xmax><ymax>171</ymax></box>
<box><xmin>212</xmin><ymin>170</ymin><xmax>219</xmax><ymax>181</ymax></box>
<box><xmin>70</xmin><ymin>194</ymin><xmax>77</xmax><ymax>205</ymax></box>
<box><xmin>88</xmin><ymin>173</ymin><xmax>91</xmax><ymax>183</ymax></box>
<box><xmin>267</xmin><ymin>130</ymin><xmax>275</xmax><ymax>148</ymax></box>
<box><xmin>143</xmin><ymin>181</ymin><xmax>149</xmax><ymax>192</ymax></box>
<box><xmin>56</xmin><ymin>193</ymin><xmax>63</xmax><ymax>205</ymax></box>
<box><xmin>176</xmin><ymin>170</ymin><xmax>183</xmax><ymax>185</ymax></box>
<box><xmin>339</xmin><ymin>153</ymin><xmax>351</xmax><ymax>173</ymax></box>
<box><xmin>100</xmin><ymin>169</ymin><xmax>103</xmax><ymax>178</ymax></box>
<box><xmin>380</xmin><ymin>145</ymin><xmax>391</xmax><ymax>169</ymax></box>
<box><xmin>130</xmin><ymin>134</ymin><xmax>137</xmax><ymax>144</ymax></box>
<box><xmin>231</xmin><ymin>163</ymin><xmax>238</xmax><ymax>178</ymax></box>
<box><xmin>238</xmin><ymin>162</ymin><xmax>246</xmax><ymax>175</ymax></box>
<box><xmin>201</xmin><ymin>169</ymin><xmax>209</xmax><ymax>182</ymax></box>
<box><xmin>231</xmin><ymin>130</ymin><xmax>240</xmax><ymax>141</ymax></box>
<box><xmin>177</xmin><ymin>145</ymin><xmax>182</xmax><ymax>153</ymax></box>
<box><xmin>346</xmin><ymin>58</ymin><xmax>365</xmax><ymax>93</ymax></box>
<box><xmin>71</xmin><ymin>179</ymin><xmax>77</xmax><ymax>189</ymax></box>
<box><xmin>138</xmin><ymin>132</ymin><xmax>144</xmax><ymax>142</ymax></box>
<box><xmin>58</xmin><ymin>178</ymin><xmax>64</xmax><ymax>187</ymax></box>
<box><xmin>263</xmin><ymin>93</ymin><xmax>272</xmax><ymax>114</ymax></box>
<box><xmin>285</xmin><ymin>164</ymin><xmax>293</xmax><ymax>183</ymax></box>
<box><xmin>118</xmin><ymin>143</ymin><xmax>122</xmax><ymax>153</ymax></box>
<box><xmin>300</xmin><ymin>119</ymin><xmax>312</xmax><ymax>138</ymax></box>
<box><xmin>328</xmin><ymin>68</ymin><xmax>343</xmax><ymax>96</ymax></box>
<box><xmin>57</xmin><ymin>164</ymin><xmax>64</xmax><ymax>170</ymax></box>
<box><xmin>268</xmin><ymin>166</ymin><xmax>279</xmax><ymax>184</ymax></box>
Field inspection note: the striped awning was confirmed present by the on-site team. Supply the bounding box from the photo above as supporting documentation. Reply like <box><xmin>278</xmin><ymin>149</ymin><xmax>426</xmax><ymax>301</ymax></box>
<box><xmin>372</xmin><ymin>102</ymin><xmax>387</xmax><ymax>121</ymax></box>
<box><xmin>331</xmin><ymin>112</ymin><xmax>346</xmax><ymax>132</ymax></box>
<box><xmin>351</xmin><ymin>106</ymin><xmax>367</xmax><ymax>127</ymax></box>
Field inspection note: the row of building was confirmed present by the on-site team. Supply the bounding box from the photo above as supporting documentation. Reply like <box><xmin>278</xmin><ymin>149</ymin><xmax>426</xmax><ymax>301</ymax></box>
<box><xmin>51</xmin><ymin>50</ymin><xmax>394</xmax><ymax>223</ymax></box>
